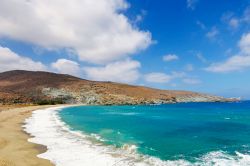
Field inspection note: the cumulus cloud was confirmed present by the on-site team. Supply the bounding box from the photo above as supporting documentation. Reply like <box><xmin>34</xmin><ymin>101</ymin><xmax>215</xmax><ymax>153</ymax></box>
<box><xmin>205</xmin><ymin>55</ymin><xmax>250</xmax><ymax>73</ymax></box>
<box><xmin>0</xmin><ymin>46</ymin><xmax>46</xmax><ymax>72</ymax></box>
<box><xmin>83</xmin><ymin>59</ymin><xmax>141</xmax><ymax>83</ymax></box>
<box><xmin>0</xmin><ymin>0</ymin><xmax>152</xmax><ymax>64</ymax></box>
<box><xmin>144</xmin><ymin>72</ymin><xmax>172</xmax><ymax>83</ymax></box>
<box><xmin>205</xmin><ymin>33</ymin><xmax>250</xmax><ymax>73</ymax></box>
<box><xmin>239</xmin><ymin>33</ymin><xmax>250</xmax><ymax>54</ymax></box>
<box><xmin>51</xmin><ymin>59</ymin><xmax>81</xmax><ymax>76</ymax></box>
<box><xmin>163</xmin><ymin>54</ymin><xmax>179</xmax><ymax>62</ymax></box>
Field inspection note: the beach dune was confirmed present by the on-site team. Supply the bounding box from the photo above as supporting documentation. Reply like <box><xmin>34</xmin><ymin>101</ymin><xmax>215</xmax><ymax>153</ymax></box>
<box><xmin>0</xmin><ymin>105</ymin><xmax>53</xmax><ymax>166</ymax></box>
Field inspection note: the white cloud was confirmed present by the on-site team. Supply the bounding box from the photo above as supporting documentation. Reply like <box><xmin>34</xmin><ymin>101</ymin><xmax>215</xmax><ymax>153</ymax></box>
<box><xmin>144</xmin><ymin>70</ymin><xmax>201</xmax><ymax>86</ymax></box>
<box><xmin>196</xmin><ymin>53</ymin><xmax>207</xmax><ymax>63</ymax></box>
<box><xmin>183</xmin><ymin>78</ymin><xmax>201</xmax><ymax>84</ymax></box>
<box><xmin>221</xmin><ymin>12</ymin><xmax>240</xmax><ymax>29</ymax></box>
<box><xmin>205</xmin><ymin>33</ymin><xmax>250</xmax><ymax>73</ymax></box>
<box><xmin>83</xmin><ymin>59</ymin><xmax>140</xmax><ymax>83</ymax></box>
<box><xmin>206</xmin><ymin>27</ymin><xmax>219</xmax><ymax>40</ymax></box>
<box><xmin>171</xmin><ymin>71</ymin><xmax>186</xmax><ymax>78</ymax></box>
<box><xmin>144</xmin><ymin>71</ymin><xmax>185</xmax><ymax>84</ymax></box>
<box><xmin>0</xmin><ymin>0</ymin><xmax>152</xmax><ymax>64</ymax></box>
<box><xmin>196</xmin><ymin>21</ymin><xmax>206</xmax><ymax>30</ymax></box>
<box><xmin>0</xmin><ymin>46</ymin><xmax>46</xmax><ymax>72</ymax></box>
<box><xmin>134</xmin><ymin>10</ymin><xmax>147</xmax><ymax>24</ymax></box>
<box><xmin>239</xmin><ymin>33</ymin><xmax>250</xmax><ymax>54</ymax></box>
<box><xmin>163</xmin><ymin>54</ymin><xmax>179</xmax><ymax>62</ymax></box>
<box><xmin>51</xmin><ymin>59</ymin><xmax>81</xmax><ymax>76</ymax></box>
<box><xmin>187</xmin><ymin>0</ymin><xmax>199</xmax><ymax>10</ymax></box>
<box><xmin>242</xmin><ymin>7</ymin><xmax>250</xmax><ymax>23</ymax></box>
<box><xmin>185</xmin><ymin>64</ymin><xmax>194</xmax><ymax>71</ymax></box>
<box><xmin>135</xmin><ymin>15</ymin><xmax>143</xmax><ymax>23</ymax></box>
<box><xmin>205</xmin><ymin>55</ymin><xmax>250</xmax><ymax>73</ymax></box>
<box><xmin>222</xmin><ymin>7</ymin><xmax>250</xmax><ymax>30</ymax></box>
<box><xmin>151</xmin><ymin>68</ymin><xmax>200</xmax><ymax>85</ymax></box>
<box><xmin>144</xmin><ymin>72</ymin><xmax>172</xmax><ymax>83</ymax></box>
<box><xmin>228</xmin><ymin>18</ymin><xmax>240</xmax><ymax>29</ymax></box>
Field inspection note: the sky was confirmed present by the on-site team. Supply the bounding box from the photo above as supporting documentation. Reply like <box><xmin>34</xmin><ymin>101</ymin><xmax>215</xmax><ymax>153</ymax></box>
<box><xmin>0</xmin><ymin>0</ymin><xmax>250</xmax><ymax>99</ymax></box>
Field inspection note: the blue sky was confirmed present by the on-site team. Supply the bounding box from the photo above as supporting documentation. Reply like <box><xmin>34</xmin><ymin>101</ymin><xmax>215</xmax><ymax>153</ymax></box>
<box><xmin>0</xmin><ymin>0</ymin><xmax>250</xmax><ymax>99</ymax></box>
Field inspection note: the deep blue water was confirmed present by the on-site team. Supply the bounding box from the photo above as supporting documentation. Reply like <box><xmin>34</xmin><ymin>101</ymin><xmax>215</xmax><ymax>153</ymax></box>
<box><xmin>59</xmin><ymin>101</ymin><xmax>250</xmax><ymax>162</ymax></box>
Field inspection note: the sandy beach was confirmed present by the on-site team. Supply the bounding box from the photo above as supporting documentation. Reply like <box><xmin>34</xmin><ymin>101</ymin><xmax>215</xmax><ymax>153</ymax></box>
<box><xmin>0</xmin><ymin>105</ymin><xmax>54</xmax><ymax>166</ymax></box>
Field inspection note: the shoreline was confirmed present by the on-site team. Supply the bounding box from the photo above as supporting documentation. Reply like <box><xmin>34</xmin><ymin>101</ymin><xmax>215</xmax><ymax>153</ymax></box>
<box><xmin>24</xmin><ymin>105</ymin><xmax>210</xmax><ymax>166</ymax></box>
<box><xmin>23</xmin><ymin>106</ymin><xmax>163</xmax><ymax>166</ymax></box>
<box><xmin>0</xmin><ymin>105</ymin><xmax>56</xmax><ymax>166</ymax></box>
<box><xmin>1</xmin><ymin>104</ymin><xmax>250</xmax><ymax>166</ymax></box>
<box><xmin>25</xmin><ymin>103</ymin><xmax>250</xmax><ymax>166</ymax></box>
<box><xmin>23</xmin><ymin>106</ymin><xmax>126</xmax><ymax>166</ymax></box>
<box><xmin>21</xmin><ymin>122</ymin><xmax>49</xmax><ymax>155</ymax></box>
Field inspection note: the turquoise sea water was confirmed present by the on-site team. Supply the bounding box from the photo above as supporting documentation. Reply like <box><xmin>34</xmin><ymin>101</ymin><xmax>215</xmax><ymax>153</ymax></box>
<box><xmin>59</xmin><ymin>101</ymin><xmax>250</xmax><ymax>163</ymax></box>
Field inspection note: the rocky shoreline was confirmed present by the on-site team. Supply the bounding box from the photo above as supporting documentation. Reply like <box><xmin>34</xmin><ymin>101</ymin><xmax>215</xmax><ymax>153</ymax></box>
<box><xmin>40</xmin><ymin>87</ymin><xmax>237</xmax><ymax>105</ymax></box>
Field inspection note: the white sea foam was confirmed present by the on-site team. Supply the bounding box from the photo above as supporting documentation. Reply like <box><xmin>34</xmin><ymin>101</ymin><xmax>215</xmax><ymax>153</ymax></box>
<box><xmin>23</xmin><ymin>106</ymin><xmax>250</xmax><ymax>166</ymax></box>
<box><xmin>23</xmin><ymin>106</ymin><xmax>149</xmax><ymax>166</ymax></box>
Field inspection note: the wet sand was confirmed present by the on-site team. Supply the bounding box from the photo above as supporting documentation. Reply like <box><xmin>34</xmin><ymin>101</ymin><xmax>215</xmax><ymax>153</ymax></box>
<box><xmin>0</xmin><ymin>105</ymin><xmax>54</xmax><ymax>166</ymax></box>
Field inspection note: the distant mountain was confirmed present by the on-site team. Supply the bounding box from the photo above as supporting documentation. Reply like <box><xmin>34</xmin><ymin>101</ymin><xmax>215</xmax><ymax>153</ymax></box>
<box><xmin>0</xmin><ymin>70</ymin><xmax>235</xmax><ymax>105</ymax></box>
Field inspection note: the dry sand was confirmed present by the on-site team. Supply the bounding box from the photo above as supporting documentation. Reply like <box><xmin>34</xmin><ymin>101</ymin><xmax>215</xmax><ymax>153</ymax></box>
<box><xmin>0</xmin><ymin>105</ymin><xmax>54</xmax><ymax>166</ymax></box>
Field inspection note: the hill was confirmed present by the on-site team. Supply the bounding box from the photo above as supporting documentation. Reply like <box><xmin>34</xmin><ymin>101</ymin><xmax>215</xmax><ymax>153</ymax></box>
<box><xmin>0</xmin><ymin>70</ymin><xmax>233</xmax><ymax>105</ymax></box>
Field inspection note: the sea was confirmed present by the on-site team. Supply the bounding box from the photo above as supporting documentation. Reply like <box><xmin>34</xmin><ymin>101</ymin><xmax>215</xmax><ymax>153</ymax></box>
<box><xmin>24</xmin><ymin>101</ymin><xmax>250</xmax><ymax>166</ymax></box>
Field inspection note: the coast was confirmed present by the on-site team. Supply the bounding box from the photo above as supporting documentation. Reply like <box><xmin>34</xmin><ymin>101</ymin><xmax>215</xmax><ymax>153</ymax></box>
<box><xmin>23</xmin><ymin>106</ymin><xmax>147</xmax><ymax>166</ymax></box>
<box><xmin>0</xmin><ymin>104</ymin><xmax>141</xmax><ymax>166</ymax></box>
<box><xmin>0</xmin><ymin>105</ymin><xmax>54</xmax><ymax>166</ymax></box>
<box><xmin>23</xmin><ymin>104</ymin><xmax>250</xmax><ymax>166</ymax></box>
<box><xmin>1</xmin><ymin>103</ymin><xmax>249</xmax><ymax>166</ymax></box>
<box><xmin>23</xmin><ymin>105</ymin><xmax>172</xmax><ymax>166</ymax></box>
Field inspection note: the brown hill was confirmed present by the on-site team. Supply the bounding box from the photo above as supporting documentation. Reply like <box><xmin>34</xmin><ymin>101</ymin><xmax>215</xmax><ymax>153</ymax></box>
<box><xmin>0</xmin><ymin>70</ymin><xmax>232</xmax><ymax>105</ymax></box>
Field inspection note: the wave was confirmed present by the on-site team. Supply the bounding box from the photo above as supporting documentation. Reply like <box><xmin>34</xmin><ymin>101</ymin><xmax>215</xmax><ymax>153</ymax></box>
<box><xmin>102</xmin><ymin>112</ymin><xmax>141</xmax><ymax>116</ymax></box>
<box><xmin>23</xmin><ymin>106</ymin><xmax>250</xmax><ymax>166</ymax></box>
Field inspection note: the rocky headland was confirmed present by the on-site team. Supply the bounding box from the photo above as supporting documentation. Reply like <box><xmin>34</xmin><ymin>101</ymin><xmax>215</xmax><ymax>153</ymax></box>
<box><xmin>0</xmin><ymin>70</ymin><xmax>237</xmax><ymax>105</ymax></box>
